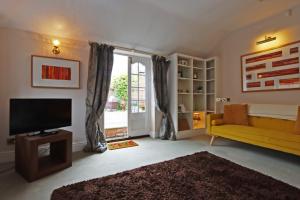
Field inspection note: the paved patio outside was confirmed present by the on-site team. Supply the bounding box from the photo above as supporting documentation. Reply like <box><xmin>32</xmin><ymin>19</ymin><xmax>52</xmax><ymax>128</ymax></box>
<box><xmin>104</xmin><ymin>111</ymin><xmax>128</xmax><ymax>138</ymax></box>
<box><xmin>104</xmin><ymin>111</ymin><xmax>128</xmax><ymax>129</ymax></box>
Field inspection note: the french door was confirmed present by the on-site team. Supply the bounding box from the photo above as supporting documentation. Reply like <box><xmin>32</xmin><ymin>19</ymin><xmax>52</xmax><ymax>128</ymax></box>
<box><xmin>127</xmin><ymin>56</ymin><xmax>151</xmax><ymax>137</ymax></box>
<box><xmin>104</xmin><ymin>54</ymin><xmax>151</xmax><ymax>140</ymax></box>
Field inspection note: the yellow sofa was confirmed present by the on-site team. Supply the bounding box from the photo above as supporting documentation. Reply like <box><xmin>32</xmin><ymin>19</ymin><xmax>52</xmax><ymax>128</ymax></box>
<box><xmin>207</xmin><ymin>114</ymin><xmax>300</xmax><ymax>156</ymax></box>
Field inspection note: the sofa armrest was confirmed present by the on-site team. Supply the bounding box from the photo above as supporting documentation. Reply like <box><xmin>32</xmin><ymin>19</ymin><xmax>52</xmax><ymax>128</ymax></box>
<box><xmin>206</xmin><ymin>113</ymin><xmax>223</xmax><ymax>135</ymax></box>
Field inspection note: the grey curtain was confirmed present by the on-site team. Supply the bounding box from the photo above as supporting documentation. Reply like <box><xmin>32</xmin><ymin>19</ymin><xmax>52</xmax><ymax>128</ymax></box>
<box><xmin>152</xmin><ymin>55</ymin><xmax>176</xmax><ymax>140</ymax></box>
<box><xmin>84</xmin><ymin>43</ymin><xmax>114</xmax><ymax>153</ymax></box>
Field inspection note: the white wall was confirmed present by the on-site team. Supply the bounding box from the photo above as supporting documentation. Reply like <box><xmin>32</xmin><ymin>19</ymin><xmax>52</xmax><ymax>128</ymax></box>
<box><xmin>0</xmin><ymin>28</ymin><xmax>89</xmax><ymax>161</ymax></box>
<box><xmin>212</xmin><ymin>6</ymin><xmax>300</xmax><ymax>107</ymax></box>
<box><xmin>0</xmin><ymin>27</ymin><xmax>162</xmax><ymax>162</ymax></box>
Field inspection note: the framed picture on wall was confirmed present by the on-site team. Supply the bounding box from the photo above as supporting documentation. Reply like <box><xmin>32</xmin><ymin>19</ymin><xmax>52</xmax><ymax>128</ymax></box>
<box><xmin>241</xmin><ymin>41</ymin><xmax>300</xmax><ymax>92</ymax></box>
<box><xmin>31</xmin><ymin>55</ymin><xmax>80</xmax><ymax>89</ymax></box>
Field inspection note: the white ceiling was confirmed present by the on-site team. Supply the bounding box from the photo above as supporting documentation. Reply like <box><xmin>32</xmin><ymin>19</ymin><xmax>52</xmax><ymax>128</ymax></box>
<box><xmin>1</xmin><ymin>0</ymin><xmax>300</xmax><ymax>56</ymax></box>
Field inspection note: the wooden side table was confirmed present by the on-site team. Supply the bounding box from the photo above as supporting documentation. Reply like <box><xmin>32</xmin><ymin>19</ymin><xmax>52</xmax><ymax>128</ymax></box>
<box><xmin>15</xmin><ymin>130</ymin><xmax>72</xmax><ymax>182</ymax></box>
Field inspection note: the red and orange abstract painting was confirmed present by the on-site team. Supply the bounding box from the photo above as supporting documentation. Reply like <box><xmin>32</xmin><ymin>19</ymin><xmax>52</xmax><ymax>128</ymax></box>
<box><xmin>241</xmin><ymin>41</ymin><xmax>300</xmax><ymax>92</ymax></box>
<box><xmin>41</xmin><ymin>65</ymin><xmax>71</xmax><ymax>80</ymax></box>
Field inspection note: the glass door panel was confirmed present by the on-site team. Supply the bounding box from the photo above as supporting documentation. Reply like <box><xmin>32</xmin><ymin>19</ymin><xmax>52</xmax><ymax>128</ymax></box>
<box><xmin>128</xmin><ymin>57</ymin><xmax>151</xmax><ymax>137</ymax></box>
<box><xmin>104</xmin><ymin>54</ymin><xmax>129</xmax><ymax>140</ymax></box>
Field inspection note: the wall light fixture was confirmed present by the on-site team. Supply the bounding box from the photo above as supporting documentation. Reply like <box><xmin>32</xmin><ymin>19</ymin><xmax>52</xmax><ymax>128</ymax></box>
<box><xmin>256</xmin><ymin>35</ymin><xmax>277</xmax><ymax>45</ymax></box>
<box><xmin>52</xmin><ymin>39</ymin><xmax>61</xmax><ymax>54</ymax></box>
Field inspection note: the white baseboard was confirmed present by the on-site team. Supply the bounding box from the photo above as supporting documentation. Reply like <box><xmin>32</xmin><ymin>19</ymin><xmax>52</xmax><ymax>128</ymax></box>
<box><xmin>0</xmin><ymin>150</ymin><xmax>14</xmax><ymax>163</ymax></box>
<box><xmin>72</xmin><ymin>141</ymin><xmax>86</xmax><ymax>152</ymax></box>
<box><xmin>149</xmin><ymin>131</ymin><xmax>159</xmax><ymax>139</ymax></box>
<box><xmin>0</xmin><ymin>141</ymin><xmax>86</xmax><ymax>163</ymax></box>
<box><xmin>149</xmin><ymin>130</ymin><xmax>206</xmax><ymax>140</ymax></box>
<box><xmin>176</xmin><ymin>129</ymin><xmax>206</xmax><ymax>140</ymax></box>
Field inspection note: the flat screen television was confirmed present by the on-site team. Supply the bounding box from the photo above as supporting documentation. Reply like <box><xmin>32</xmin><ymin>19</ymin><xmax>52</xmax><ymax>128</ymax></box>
<box><xmin>10</xmin><ymin>98</ymin><xmax>72</xmax><ymax>135</ymax></box>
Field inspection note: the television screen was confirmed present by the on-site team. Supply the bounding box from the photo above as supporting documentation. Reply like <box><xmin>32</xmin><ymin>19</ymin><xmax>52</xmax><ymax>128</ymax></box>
<box><xmin>10</xmin><ymin>99</ymin><xmax>72</xmax><ymax>135</ymax></box>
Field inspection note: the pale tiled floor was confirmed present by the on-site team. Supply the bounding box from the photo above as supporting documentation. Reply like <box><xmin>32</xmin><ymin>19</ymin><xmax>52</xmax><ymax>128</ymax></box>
<box><xmin>0</xmin><ymin>134</ymin><xmax>300</xmax><ymax>200</ymax></box>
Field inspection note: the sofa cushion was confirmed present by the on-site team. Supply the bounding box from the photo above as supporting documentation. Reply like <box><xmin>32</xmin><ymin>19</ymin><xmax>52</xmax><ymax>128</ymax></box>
<box><xmin>295</xmin><ymin>106</ymin><xmax>300</xmax><ymax>134</ymax></box>
<box><xmin>249</xmin><ymin>116</ymin><xmax>295</xmax><ymax>133</ymax></box>
<box><xmin>211</xmin><ymin>125</ymin><xmax>300</xmax><ymax>149</ymax></box>
<box><xmin>223</xmin><ymin>104</ymin><xmax>249</xmax><ymax>125</ymax></box>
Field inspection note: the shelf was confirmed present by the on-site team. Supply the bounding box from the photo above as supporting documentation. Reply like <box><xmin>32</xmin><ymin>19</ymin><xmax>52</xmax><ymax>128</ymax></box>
<box><xmin>178</xmin><ymin>64</ymin><xmax>192</xmax><ymax>69</ymax></box>
<box><xmin>206</xmin><ymin>110</ymin><xmax>215</xmax><ymax>113</ymax></box>
<box><xmin>170</xmin><ymin>53</ymin><xmax>217</xmax><ymax>134</ymax></box>
<box><xmin>193</xmin><ymin>67</ymin><xmax>204</xmax><ymax>70</ymax></box>
<box><xmin>206</xmin><ymin>67</ymin><xmax>215</xmax><ymax>70</ymax></box>
<box><xmin>206</xmin><ymin>59</ymin><xmax>216</xmax><ymax>69</ymax></box>
<box><xmin>178</xmin><ymin>77</ymin><xmax>192</xmax><ymax>80</ymax></box>
<box><xmin>178</xmin><ymin>93</ymin><xmax>192</xmax><ymax>95</ymax></box>
<box><xmin>193</xmin><ymin>79</ymin><xmax>204</xmax><ymax>82</ymax></box>
<box><xmin>38</xmin><ymin>156</ymin><xmax>66</xmax><ymax>174</ymax></box>
<box><xmin>193</xmin><ymin>59</ymin><xmax>204</xmax><ymax>69</ymax></box>
<box><xmin>178</xmin><ymin>64</ymin><xmax>191</xmax><ymax>68</ymax></box>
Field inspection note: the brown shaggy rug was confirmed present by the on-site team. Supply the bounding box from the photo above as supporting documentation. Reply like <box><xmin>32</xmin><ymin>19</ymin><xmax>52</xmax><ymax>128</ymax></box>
<box><xmin>51</xmin><ymin>152</ymin><xmax>300</xmax><ymax>200</ymax></box>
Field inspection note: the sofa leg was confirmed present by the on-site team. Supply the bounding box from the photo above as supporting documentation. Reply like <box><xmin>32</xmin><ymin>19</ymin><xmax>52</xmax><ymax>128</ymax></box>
<box><xmin>210</xmin><ymin>136</ymin><xmax>215</xmax><ymax>146</ymax></box>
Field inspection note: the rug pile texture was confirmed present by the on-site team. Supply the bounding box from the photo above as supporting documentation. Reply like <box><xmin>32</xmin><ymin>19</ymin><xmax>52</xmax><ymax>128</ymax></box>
<box><xmin>51</xmin><ymin>152</ymin><xmax>300</xmax><ymax>200</ymax></box>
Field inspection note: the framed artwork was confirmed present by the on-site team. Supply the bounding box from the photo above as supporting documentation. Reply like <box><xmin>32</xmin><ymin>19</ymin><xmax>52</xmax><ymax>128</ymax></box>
<box><xmin>31</xmin><ymin>55</ymin><xmax>80</xmax><ymax>89</ymax></box>
<box><xmin>241</xmin><ymin>41</ymin><xmax>300</xmax><ymax>92</ymax></box>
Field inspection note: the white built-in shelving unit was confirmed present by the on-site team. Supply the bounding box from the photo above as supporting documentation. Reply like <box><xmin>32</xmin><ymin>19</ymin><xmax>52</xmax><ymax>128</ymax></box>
<box><xmin>168</xmin><ymin>53</ymin><xmax>217</xmax><ymax>137</ymax></box>
<box><xmin>205</xmin><ymin>58</ymin><xmax>217</xmax><ymax>114</ymax></box>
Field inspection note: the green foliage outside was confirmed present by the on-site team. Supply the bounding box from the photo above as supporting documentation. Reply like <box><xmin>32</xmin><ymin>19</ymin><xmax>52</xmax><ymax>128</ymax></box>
<box><xmin>112</xmin><ymin>74</ymin><xmax>128</xmax><ymax>110</ymax></box>
<box><xmin>111</xmin><ymin>74</ymin><xmax>138</xmax><ymax>111</ymax></box>
<box><xmin>112</xmin><ymin>74</ymin><xmax>128</xmax><ymax>102</ymax></box>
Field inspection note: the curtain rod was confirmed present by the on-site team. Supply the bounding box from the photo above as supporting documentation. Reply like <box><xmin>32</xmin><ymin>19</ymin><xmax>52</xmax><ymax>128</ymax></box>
<box><xmin>88</xmin><ymin>41</ymin><xmax>166</xmax><ymax>57</ymax></box>
<box><xmin>115</xmin><ymin>45</ymin><xmax>153</xmax><ymax>56</ymax></box>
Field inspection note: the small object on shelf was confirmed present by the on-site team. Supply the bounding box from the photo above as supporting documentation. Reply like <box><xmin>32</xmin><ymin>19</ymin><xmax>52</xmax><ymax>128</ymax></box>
<box><xmin>178</xmin><ymin>71</ymin><xmax>183</xmax><ymax>78</ymax></box>
<box><xmin>193</xmin><ymin>112</ymin><xmax>206</xmax><ymax>129</ymax></box>
<box><xmin>186</xmin><ymin>89</ymin><xmax>189</xmax><ymax>93</ymax></box>
<box><xmin>193</xmin><ymin>73</ymin><xmax>198</xmax><ymax>79</ymax></box>
<box><xmin>179</xmin><ymin>59</ymin><xmax>188</xmax><ymax>66</ymax></box>
<box><xmin>178</xmin><ymin>104</ymin><xmax>186</xmax><ymax>113</ymax></box>
<box><xmin>197</xmin><ymin>86</ymin><xmax>203</xmax><ymax>93</ymax></box>
<box><xmin>193</xmin><ymin>113</ymin><xmax>201</xmax><ymax>120</ymax></box>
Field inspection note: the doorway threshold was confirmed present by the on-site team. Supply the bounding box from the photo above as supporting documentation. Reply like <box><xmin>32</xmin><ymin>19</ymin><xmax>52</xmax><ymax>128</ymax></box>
<box><xmin>106</xmin><ymin>135</ymin><xmax>149</xmax><ymax>143</ymax></box>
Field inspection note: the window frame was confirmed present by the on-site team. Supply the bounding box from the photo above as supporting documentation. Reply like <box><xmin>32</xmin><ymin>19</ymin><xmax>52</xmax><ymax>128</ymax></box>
<box><xmin>130</xmin><ymin>62</ymin><xmax>146</xmax><ymax>113</ymax></box>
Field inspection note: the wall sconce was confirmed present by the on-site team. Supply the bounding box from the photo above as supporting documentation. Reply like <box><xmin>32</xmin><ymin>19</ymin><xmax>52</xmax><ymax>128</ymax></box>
<box><xmin>52</xmin><ymin>39</ymin><xmax>61</xmax><ymax>54</ymax></box>
<box><xmin>256</xmin><ymin>35</ymin><xmax>276</xmax><ymax>45</ymax></box>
